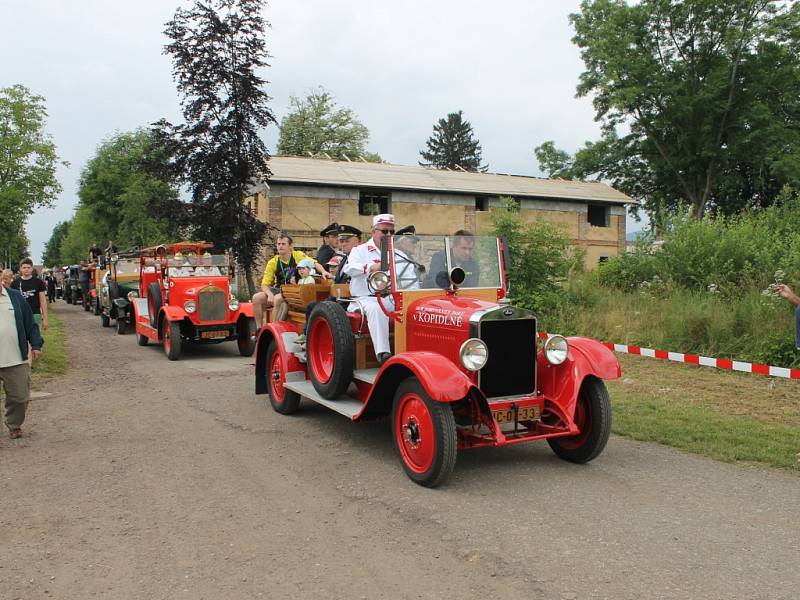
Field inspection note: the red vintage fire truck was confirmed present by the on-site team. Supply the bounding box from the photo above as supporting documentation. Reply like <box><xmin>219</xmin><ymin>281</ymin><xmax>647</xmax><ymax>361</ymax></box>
<box><xmin>130</xmin><ymin>242</ymin><xmax>256</xmax><ymax>360</ymax></box>
<box><xmin>254</xmin><ymin>235</ymin><xmax>621</xmax><ymax>487</ymax></box>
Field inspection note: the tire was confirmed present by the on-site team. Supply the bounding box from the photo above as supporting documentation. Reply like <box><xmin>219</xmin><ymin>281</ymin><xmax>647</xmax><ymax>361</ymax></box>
<box><xmin>306</xmin><ymin>301</ymin><xmax>355</xmax><ymax>399</ymax></box>
<box><xmin>237</xmin><ymin>317</ymin><xmax>256</xmax><ymax>357</ymax></box>
<box><xmin>265</xmin><ymin>339</ymin><xmax>301</xmax><ymax>414</ymax></box>
<box><xmin>147</xmin><ymin>282</ymin><xmax>162</xmax><ymax>329</ymax></box>
<box><xmin>137</xmin><ymin>333</ymin><xmax>149</xmax><ymax>346</ymax></box>
<box><xmin>392</xmin><ymin>377</ymin><xmax>457</xmax><ymax>488</ymax></box>
<box><xmin>163</xmin><ymin>318</ymin><xmax>181</xmax><ymax>361</ymax></box>
<box><xmin>116</xmin><ymin>318</ymin><xmax>126</xmax><ymax>335</ymax></box>
<box><xmin>83</xmin><ymin>297</ymin><xmax>91</xmax><ymax>311</ymax></box>
<box><xmin>93</xmin><ymin>298</ymin><xmax>101</xmax><ymax>315</ymax></box>
<box><xmin>100</xmin><ymin>313</ymin><xmax>110</xmax><ymax>328</ymax></box>
<box><xmin>548</xmin><ymin>377</ymin><xmax>612</xmax><ymax>464</ymax></box>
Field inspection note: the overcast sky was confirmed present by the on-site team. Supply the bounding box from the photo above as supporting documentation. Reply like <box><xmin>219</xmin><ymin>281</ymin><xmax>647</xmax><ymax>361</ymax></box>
<box><xmin>2</xmin><ymin>0</ymin><xmax>641</xmax><ymax>263</ymax></box>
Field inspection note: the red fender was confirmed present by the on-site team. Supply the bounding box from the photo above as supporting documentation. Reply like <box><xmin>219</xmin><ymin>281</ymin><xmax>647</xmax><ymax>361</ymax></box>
<box><xmin>162</xmin><ymin>305</ymin><xmax>188</xmax><ymax>322</ymax></box>
<box><xmin>89</xmin><ymin>289</ymin><xmax>98</xmax><ymax>299</ymax></box>
<box><xmin>537</xmin><ymin>336</ymin><xmax>621</xmax><ymax>422</ymax></box>
<box><xmin>254</xmin><ymin>322</ymin><xmax>305</xmax><ymax>395</ymax></box>
<box><xmin>235</xmin><ymin>301</ymin><xmax>254</xmax><ymax>319</ymax></box>
<box><xmin>356</xmin><ymin>351</ymin><xmax>478</xmax><ymax>421</ymax></box>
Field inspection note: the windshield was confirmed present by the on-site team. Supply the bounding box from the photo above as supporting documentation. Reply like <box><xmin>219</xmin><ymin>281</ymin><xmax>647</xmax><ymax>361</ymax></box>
<box><xmin>391</xmin><ymin>235</ymin><xmax>502</xmax><ymax>291</ymax></box>
<box><xmin>166</xmin><ymin>254</ymin><xmax>229</xmax><ymax>277</ymax></box>
<box><xmin>115</xmin><ymin>259</ymin><xmax>140</xmax><ymax>276</ymax></box>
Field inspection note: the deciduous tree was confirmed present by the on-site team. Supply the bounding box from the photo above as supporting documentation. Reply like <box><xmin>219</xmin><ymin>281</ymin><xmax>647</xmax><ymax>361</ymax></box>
<box><xmin>277</xmin><ymin>87</ymin><xmax>380</xmax><ymax>162</ymax></box>
<box><xmin>419</xmin><ymin>110</ymin><xmax>487</xmax><ymax>172</ymax></box>
<box><xmin>0</xmin><ymin>84</ymin><xmax>64</xmax><ymax>266</ymax></box>
<box><xmin>540</xmin><ymin>0</ymin><xmax>800</xmax><ymax>219</ymax></box>
<box><xmin>157</xmin><ymin>0</ymin><xmax>276</xmax><ymax>294</ymax></box>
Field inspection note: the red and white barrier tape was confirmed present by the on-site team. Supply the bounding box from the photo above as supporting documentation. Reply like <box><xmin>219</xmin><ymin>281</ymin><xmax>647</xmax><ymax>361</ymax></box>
<box><xmin>539</xmin><ymin>332</ymin><xmax>800</xmax><ymax>380</ymax></box>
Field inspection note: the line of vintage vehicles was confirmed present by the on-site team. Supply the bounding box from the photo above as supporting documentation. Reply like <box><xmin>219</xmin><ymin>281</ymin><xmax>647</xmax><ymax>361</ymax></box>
<box><xmin>70</xmin><ymin>236</ymin><xmax>621</xmax><ymax>487</ymax></box>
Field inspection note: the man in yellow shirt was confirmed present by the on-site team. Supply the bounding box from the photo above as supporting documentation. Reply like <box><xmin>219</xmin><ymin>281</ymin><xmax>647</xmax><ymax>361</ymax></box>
<box><xmin>252</xmin><ymin>234</ymin><xmax>329</xmax><ymax>327</ymax></box>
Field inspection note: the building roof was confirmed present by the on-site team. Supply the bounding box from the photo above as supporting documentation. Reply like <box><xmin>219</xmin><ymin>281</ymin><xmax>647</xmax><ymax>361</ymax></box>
<box><xmin>264</xmin><ymin>156</ymin><xmax>634</xmax><ymax>205</ymax></box>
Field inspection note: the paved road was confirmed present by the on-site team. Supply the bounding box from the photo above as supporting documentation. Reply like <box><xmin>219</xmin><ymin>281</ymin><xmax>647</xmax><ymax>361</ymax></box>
<box><xmin>1</xmin><ymin>302</ymin><xmax>798</xmax><ymax>599</ymax></box>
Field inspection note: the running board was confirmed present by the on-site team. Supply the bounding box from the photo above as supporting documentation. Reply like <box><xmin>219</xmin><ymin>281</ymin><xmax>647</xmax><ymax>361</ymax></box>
<box><xmin>283</xmin><ymin>380</ymin><xmax>363</xmax><ymax>419</ymax></box>
<box><xmin>352</xmin><ymin>368</ymin><xmax>379</xmax><ymax>385</ymax></box>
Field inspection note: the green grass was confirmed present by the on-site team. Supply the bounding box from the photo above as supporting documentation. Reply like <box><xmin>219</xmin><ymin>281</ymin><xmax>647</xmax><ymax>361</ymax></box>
<box><xmin>613</xmin><ymin>393</ymin><xmax>800</xmax><ymax>471</ymax></box>
<box><xmin>606</xmin><ymin>355</ymin><xmax>800</xmax><ymax>472</ymax></box>
<box><xmin>31</xmin><ymin>307</ymin><xmax>67</xmax><ymax>388</ymax></box>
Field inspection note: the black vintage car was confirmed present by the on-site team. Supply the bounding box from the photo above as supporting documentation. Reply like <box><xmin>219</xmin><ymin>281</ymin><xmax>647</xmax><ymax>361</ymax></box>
<box><xmin>99</xmin><ymin>254</ymin><xmax>140</xmax><ymax>334</ymax></box>
<box><xmin>63</xmin><ymin>265</ymin><xmax>82</xmax><ymax>305</ymax></box>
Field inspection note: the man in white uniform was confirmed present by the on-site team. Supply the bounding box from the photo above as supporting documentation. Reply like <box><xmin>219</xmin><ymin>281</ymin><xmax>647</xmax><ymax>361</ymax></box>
<box><xmin>343</xmin><ymin>214</ymin><xmax>397</xmax><ymax>365</ymax></box>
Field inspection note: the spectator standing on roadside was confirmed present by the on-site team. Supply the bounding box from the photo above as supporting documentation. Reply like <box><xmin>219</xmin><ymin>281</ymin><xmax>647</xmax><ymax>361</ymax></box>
<box><xmin>1</xmin><ymin>269</ymin><xmax>13</xmax><ymax>288</ymax></box>
<box><xmin>0</xmin><ymin>281</ymin><xmax>44</xmax><ymax>439</ymax></box>
<box><xmin>775</xmin><ymin>280</ymin><xmax>800</xmax><ymax>350</ymax></box>
<box><xmin>44</xmin><ymin>270</ymin><xmax>56</xmax><ymax>303</ymax></box>
<box><xmin>10</xmin><ymin>258</ymin><xmax>48</xmax><ymax>332</ymax></box>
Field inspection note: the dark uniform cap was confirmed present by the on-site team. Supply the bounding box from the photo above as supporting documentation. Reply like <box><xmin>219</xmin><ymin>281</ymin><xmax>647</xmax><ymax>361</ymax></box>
<box><xmin>395</xmin><ymin>225</ymin><xmax>417</xmax><ymax>239</ymax></box>
<box><xmin>320</xmin><ymin>222</ymin><xmax>339</xmax><ymax>237</ymax></box>
<box><xmin>337</xmin><ymin>224</ymin><xmax>362</xmax><ymax>238</ymax></box>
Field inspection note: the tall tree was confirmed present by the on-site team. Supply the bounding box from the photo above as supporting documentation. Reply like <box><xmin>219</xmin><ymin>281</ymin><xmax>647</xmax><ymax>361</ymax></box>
<box><xmin>547</xmin><ymin>0</ymin><xmax>800</xmax><ymax>219</ymax></box>
<box><xmin>0</xmin><ymin>85</ymin><xmax>64</xmax><ymax>266</ymax></box>
<box><xmin>41</xmin><ymin>220</ymin><xmax>71</xmax><ymax>267</ymax></box>
<box><xmin>277</xmin><ymin>87</ymin><xmax>380</xmax><ymax>161</ymax></box>
<box><xmin>158</xmin><ymin>0</ymin><xmax>275</xmax><ymax>294</ymax></box>
<box><xmin>78</xmin><ymin>129</ymin><xmax>181</xmax><ymax>249</ymax></box>
<box><xmin>419</xmin><ymin>110</ymin><xmax>487</xmax><ymax>172</ymax></box>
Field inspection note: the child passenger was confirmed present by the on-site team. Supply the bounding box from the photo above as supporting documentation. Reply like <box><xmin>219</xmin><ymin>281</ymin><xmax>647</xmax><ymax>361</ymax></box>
<box><xmin>296</xmin><ymin>258</ymin><xmax>316</xmax><ymax>284</ymax></box>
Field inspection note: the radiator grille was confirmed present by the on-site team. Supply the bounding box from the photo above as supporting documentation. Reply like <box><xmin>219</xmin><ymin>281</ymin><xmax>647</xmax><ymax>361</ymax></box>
<box><xmin>479</xmin><ymin>318</ymin><xmax>537</xmax><ymax>398</ymax></box>
<box><xmin>199</xmin><ymin>290</ymin><xmax>226</xmax><ymax>321</ymax></box>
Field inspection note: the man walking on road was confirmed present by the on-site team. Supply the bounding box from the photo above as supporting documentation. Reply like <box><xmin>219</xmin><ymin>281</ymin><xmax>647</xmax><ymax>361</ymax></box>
<box><xmin>0</xmin><ymin>282</ymin><xmax>44</xmax><ymax>439</ymax></box>
<box><xmin>11</xmin><ymin>257</ymin><xmax>48</xmax><ymax>332</ymax></box>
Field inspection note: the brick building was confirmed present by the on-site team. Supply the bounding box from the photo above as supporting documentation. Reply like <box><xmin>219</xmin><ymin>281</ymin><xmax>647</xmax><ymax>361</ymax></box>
<box><xmin>245</xmin><ymin>156</ymin><xmax>634</xmax><ymax>270</ymax></box>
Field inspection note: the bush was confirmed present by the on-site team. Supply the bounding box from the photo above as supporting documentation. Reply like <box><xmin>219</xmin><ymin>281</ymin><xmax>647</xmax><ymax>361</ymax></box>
<box><xmin>489</xmin><ymin>198</ymin><xmax>582</xmax><ymax>314</ymax></box>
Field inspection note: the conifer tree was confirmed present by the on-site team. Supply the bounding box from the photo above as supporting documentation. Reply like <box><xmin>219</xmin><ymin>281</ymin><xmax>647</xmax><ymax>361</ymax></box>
<box><xmin>419</xmin><ymin>110</ymin><xmax>487</xmax><ymax>172</ymax></box>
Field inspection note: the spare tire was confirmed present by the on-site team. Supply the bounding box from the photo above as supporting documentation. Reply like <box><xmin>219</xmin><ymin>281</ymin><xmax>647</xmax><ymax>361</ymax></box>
<box><xmin>147</xmin><ymin>282</ymin><xmax>163</xmax><ymax>329</ymax></box>
<box><xmin>307</xmin><ymin>301</ymin><xmax>355</xmax><ymax>399</ymax></box>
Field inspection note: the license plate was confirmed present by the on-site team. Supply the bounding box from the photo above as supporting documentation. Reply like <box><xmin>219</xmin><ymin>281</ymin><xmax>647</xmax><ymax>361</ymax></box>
<box><xmin>201</xmin><ymin>330</ymin><xmax>228</xmax><ymax>339</ymax></box>
<box><xmin>493</xmin><ymin>405</ymin><xmax>541</xmax><ymax>424</ymax></box>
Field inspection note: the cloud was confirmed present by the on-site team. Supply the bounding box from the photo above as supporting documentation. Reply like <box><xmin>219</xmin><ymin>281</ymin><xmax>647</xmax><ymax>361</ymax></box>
<box><xmin>1</xmin><ymin>0</ymin><xmax>638</xmax><ymax>262</ymax></box>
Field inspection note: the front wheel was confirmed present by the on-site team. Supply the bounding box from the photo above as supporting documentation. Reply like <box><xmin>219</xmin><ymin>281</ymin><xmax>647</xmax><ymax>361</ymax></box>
<box><xmin>93</xmin><ymin>298</ymin><xmax>101</xmax><ymax>315</ymax></box>
<box><xmin>163</xmin><ymin>319</ymin><xmax>181</xmax><ymax>361</ymax></box>
<box><xmin>548</xmin><ymin>377</ymin><xmax>612</xmax><ymax>464</ymax></box>
<box><xmin>392</xmin><ymin>377</ymin><xmax>457</xmax><ymax>488</ymax></box>
<box><xmin>237</xmin><ymin>317</ymin><xmax>256</xmax><ymax>357</ymax></box>
<box><xmin>137</xmin><ymin>333</ymin><xmax>149</xmax><ymax>346</ymax></box>
<box><xmin>100</xmin><ymin>313</ymin><xmax>110</xmax><ymax>328</ymax></box>
<box><xmin>266</xmin><ymin>339</ymin><xmax>301</xmax><ymax>414</ymax></box>
<box><xmin>116</xmin><ymin>318</ymin><xmax>126</xmax><ymax>335</ymax></box>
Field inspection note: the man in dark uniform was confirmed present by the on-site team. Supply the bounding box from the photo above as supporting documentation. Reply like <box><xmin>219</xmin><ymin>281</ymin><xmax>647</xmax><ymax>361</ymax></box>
<box><xmin>316</xmin><ymin>222</ymin><xmax>339</xmax><ymax>268</ymax></box>
<box><xmin>332</xmin><ymin>224</ymin><xmax>362</xmax><ymax>285</ymax></box>
<box><xmin>299</xmin><ymin>224</ymin><xmax>362</xmax><ymax>342</ymax></box>
<box><xmin>423</xmin><ymin>229</ymin><xmax>480</xmax><ymax>288</ymax></box>
<box><xmin>393</xmin><ymin>225</ymin><xmax>424</xmax><ymax>290</ymax></box>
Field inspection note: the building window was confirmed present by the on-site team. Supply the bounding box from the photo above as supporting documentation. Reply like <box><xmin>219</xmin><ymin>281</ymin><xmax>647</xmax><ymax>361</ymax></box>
<box><xmin>475</xmin><ymin>196</ymin><xmax>489</xmax><ymax>212</ymax></box>
<box><xmin>359</xmin><ymin>190</ymin><xmax>390</xmax><ymax>216</ymax></box>
<box><xmin>598</xmin><ymin>256</ymin><xmax>609</xmax><ymax>265</ymax></box>
<box><xmin>588</xmin><ymin>204</ymin><xmax>609</xmax><ymax>227</ymax></box>
<box><xmin>253</xmin><ymin>194</ymin><xmax>259</xmax><ymax>215</ymax></box>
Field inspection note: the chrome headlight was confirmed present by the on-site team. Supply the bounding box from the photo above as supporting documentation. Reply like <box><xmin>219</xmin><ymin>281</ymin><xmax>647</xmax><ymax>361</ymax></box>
<box><xmin>127</xmin><ymin>290</ymin><xmax>138</xmax><ymax>300</ymax></box>
<box><xmin>228</xmin><ymin>296</ymin><xmax>239</xmax><ymax>311</ymax></box>
<box><xmin>184</xmin><ymin>300</ymin><xmax>197</xmax><ymax>314</ymax></box>
<box><xmin>544</xmin><ymin>335</ymin><xmax>569</xmax><ymax>365</ymax></box>
<box><xmin>367</xmin><ymin>271</ymin><xmax>390</xmax><ymax>294</ymax></box>
<box><xmin>459</xmin><ymin>338</ymin><xmax>488</xmax><ymax>372</ymax></box>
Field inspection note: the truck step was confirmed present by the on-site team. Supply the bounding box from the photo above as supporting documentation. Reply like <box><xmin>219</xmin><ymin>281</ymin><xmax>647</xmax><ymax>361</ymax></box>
<box><xmin>283</xmin><ymin>380</ymin><xmax>363</xmax><ymax>419</ymax></box>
